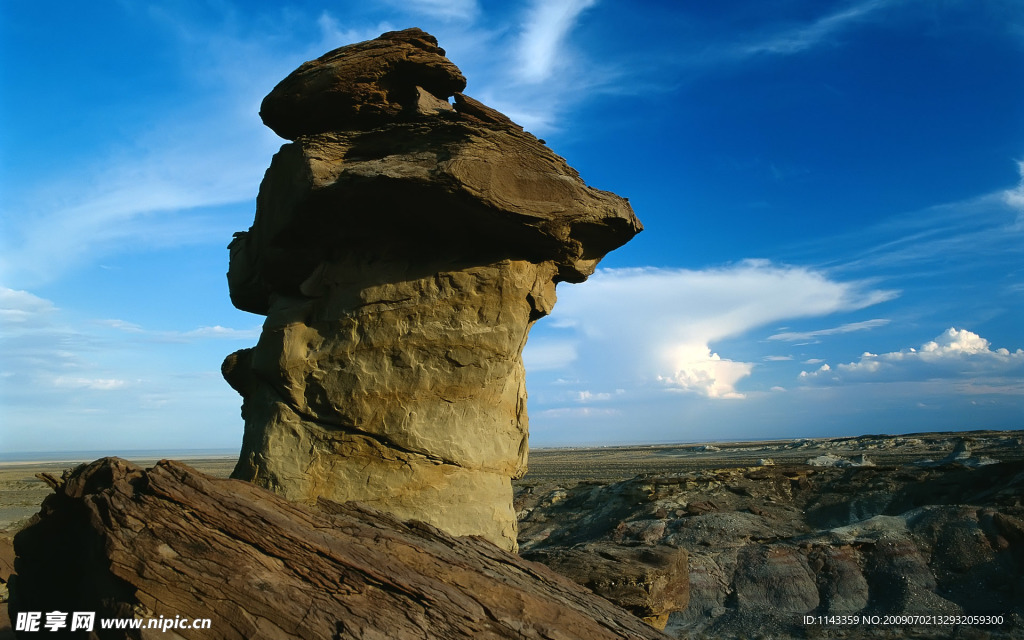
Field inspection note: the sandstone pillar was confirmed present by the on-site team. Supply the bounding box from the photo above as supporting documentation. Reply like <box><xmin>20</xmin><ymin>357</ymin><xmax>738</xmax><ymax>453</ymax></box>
<box><xmin>224</xmin><ymin>28</ymin><xmax>641</xmax><ymax>551</ymax></box>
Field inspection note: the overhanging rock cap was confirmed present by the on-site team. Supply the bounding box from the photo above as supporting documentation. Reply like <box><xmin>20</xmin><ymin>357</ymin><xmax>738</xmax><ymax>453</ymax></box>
<box><xmin>260</xmin><ymin>27</ymin><xmax>467</xmax><ymax>139</ymax></box>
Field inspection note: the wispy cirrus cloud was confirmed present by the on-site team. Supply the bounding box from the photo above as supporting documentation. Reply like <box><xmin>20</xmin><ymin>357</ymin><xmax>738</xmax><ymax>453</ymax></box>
<box><xmin>655</xmin><ymin>0</ymin><xmax>896</xmax><ymax>75</ymax></box>
<box><xmin>1005</xmin><ymin>159</ymin><xmax>1024</xmax><ymax>226</ymax></box>
<box><xmin>0</xmin><ymin>287</ymin><xmax>255</xmax><ymax>451</ymax></box>
<box><xmin>52</xmin><ymin>376</ymin><xmax>128</xmax><ymax>391</ymax></box>
<box><xmin>0</xmin><ymin>287</ymin><xmax>56</xmax><ymax>323</ymax></box>
<box><xmin>0</xmin><ymin>2</ymin><xmax>615</xmax><ymax>289</ymax></box>
<box><xmin>781</xmin><ymin>160</ymin><xmax>1024</xmax><ymax>281</ymax></box>
<box><xmin>515</xmin><ymin>0</ymin><xmax>597</xmax><ymax>84</ymax></box>
<box><xmin>733</xmin><ymin>0</ymin><xmax>888</xmax><ymax>57</ymax></box>
<box><xmin>768</xmin><ymin>318</ymin><xmax>890</xmax><ymax>342</ymax></box>
<box><xmin>0</xmin><ymin>7</ymin><xmax>356</xmax><ymax>289</ymax></box>
<box><xmin>179</xmin><ymin>325</ymin><xmax>261</xmax><ymax>340</ymax></box>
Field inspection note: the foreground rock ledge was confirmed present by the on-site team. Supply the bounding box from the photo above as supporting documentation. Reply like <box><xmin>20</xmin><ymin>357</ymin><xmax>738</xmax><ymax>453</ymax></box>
<box><xmin>10</xmin><ymin>458</ymin><xmax>671</xmax><ymax>640</ymax></box>
<box><xmin>224</xmin><ymin>27</ymin><xmax>642</xmax><ymax>551</ymax></box>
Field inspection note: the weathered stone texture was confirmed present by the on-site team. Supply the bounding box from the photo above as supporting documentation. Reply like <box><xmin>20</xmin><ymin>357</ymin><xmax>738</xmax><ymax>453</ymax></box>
<box><xmin>515</xmin><ymin>447</ymin><xmax>1024</xmax><ymax>638</ymax></box>
<box><xmin>225</xmin><ymin>28</ymin><xmax>641</xmax><ymax>551</ymax></box>
<box><xmin>522</xmin><ymin>543</ymin><xmax>689</xmax><ymax>630</ymax></box>
<box><xmin>260</xmin><ymin>28</ymin><xmax>466</xmax><ymax>138</ymax></box>
<box><xmin>10</xmin><ymin>458</ymin><xmax>673</xmax><ymax>640</ymax></box>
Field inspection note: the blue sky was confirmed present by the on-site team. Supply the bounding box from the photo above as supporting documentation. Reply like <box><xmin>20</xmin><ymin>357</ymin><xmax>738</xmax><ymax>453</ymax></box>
<box><xmin>1</xmin><ymin>0</ymin><xmax>1022</xmax><ymax>453</ymax></box>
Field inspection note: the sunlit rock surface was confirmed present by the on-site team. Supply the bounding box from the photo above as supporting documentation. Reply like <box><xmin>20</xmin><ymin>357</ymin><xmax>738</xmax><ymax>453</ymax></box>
<box><xmin>224</xmin><ymin>28</ymin><xmax>641</xmax><ymax>551</ymax></box>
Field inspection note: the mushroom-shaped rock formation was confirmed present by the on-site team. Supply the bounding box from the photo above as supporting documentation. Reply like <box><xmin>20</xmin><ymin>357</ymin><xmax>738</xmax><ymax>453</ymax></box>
<box><xmin>224</xmin><ymin>28</ymin><xmax>641</xmax><ymax>551</ymax></box>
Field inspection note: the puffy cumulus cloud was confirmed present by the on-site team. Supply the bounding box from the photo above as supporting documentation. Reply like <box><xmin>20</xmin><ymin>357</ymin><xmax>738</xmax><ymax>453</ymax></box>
<box><xmin>525</xmin><ymin>260</ymin><xmax>896</xmax><ymax>400</ymax></box>
<box><xmin>658</xmin><ymin>344</ymin><xmax>753</xmax><ymax>399</ymax></box>
<box><xmin>920</xmin><ymin>328</ymin><xmax>994</xmax><ymax>356</ymax></box>
<box><xmin>799</xmin><ymin>328</ymin><xmax>1024</xmax><ymax>384</ymax></box>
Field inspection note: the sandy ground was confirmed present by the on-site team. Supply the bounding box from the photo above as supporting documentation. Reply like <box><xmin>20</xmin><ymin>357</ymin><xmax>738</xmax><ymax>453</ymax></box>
<box><xmin>0</xmin><ymin>457</ymin><xmax>237</xmax><ymax>533</ymax></box>
<box><xmin>518</xmin><ymin>429</ymin><xmax>1024</xmax><ymax>484</ymax></box>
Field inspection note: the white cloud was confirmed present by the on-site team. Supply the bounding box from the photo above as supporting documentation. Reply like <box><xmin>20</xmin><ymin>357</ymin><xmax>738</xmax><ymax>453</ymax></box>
<box><xmin>815</xmin><ymin>163</ymin><xmax>1024</xmax><ymax>275</ymax></box>
<box><xmin>0</xmin><ymin>287</ymin><xmax>57</xmax><ymax>324</ymax></box>
<box><xmin>574</xmin><ymin>389</ymin><xmax>622</xmax><ymax>403</ymax></box>
<box><xmin>920</xmin><ymin>328</ymin><xmax>995</xmax><ymax>356</ymax></box>
<box><xmin>658</xmin><ymin>344</ymin><xmax>753</xmax><ymax>399</ymax></box>
<box><xmin>97</xmin><ymin>319</ymin><xmax>145</xmax><ymax>333</ymax></box>
<box><xmin>515</xmin><ymin>0</ymin><xmax>597</xmax><ymax>84</ymax></box>
<box><xmin>525</xmin><ymin>260</ymin><xmax>896</xmax><ymax>400</ymax></box>
<box><xmin>179</xmin><ymin>325</ymin><xmax>262</xmax><ymax>340</ymax></box>
<box><xmin>0</xmin><ymin>285</ymin><xmax>258</xmax><ymax>451</ymax></box>
<box><xmin>53</xmin><ymin>377</ymin><xmax>128</xmax><ymax>391</ymax></box>
<box><xmin>734</xmin><ymin>0</ymin><xmax>888</xmax><ymax>57</ymax></box>
<box><xmin>534</xmin><ymin>407</ymin><xmax>621</xmax><ymax>419</ymax></box>
<box><xmin>1004</xmin><ymin>159</ymin><xmax>1024</xmax><ymax>226</ymax></box>
<box><xmin>0</xmin><ymin>118</ymin><xmax>279</xmax><ymax>287</ymax></box>
<box><xmin>800</xmin><ymin>363</ymin><xmax>833</xmax><ymax>380</ymax></box>
<box><xmin>768</xmin><ymin>318</ymin><xmax>890</xmax><ymax>342</ymax></box>
<box><xmin>799</xmin><ymin>328</ymin><xmax>1024</xmax><ymax>384</ymax></box>
<box><xmin>0</xmin><ymin>8</ymin><xmax>331</xmax><ymax>288</ymax></box>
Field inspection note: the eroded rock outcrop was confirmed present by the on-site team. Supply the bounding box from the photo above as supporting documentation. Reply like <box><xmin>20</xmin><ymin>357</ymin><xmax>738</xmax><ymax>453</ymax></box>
<box><xmin>522</xmin><ymin>543</ymin><xmax>689</xmax><ymax>630</ymax></box>
<box><xmin>516</xmin><ymin>457</ymin><xmax>1024</xmax><ymax>638</ymax></box>
<box><xmin>223</xmin><ymin>28</ymin><xmax>641</xmax><ymax>551</ymax></box>
<box><xmin>10</xmin><ymin>458</ymin><xmax>672</xmax><ymax>640</ymax></box>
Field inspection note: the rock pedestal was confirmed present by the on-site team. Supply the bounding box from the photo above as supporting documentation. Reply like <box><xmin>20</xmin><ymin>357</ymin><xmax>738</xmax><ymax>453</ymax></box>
<box><xmin>224</xmin><ymin>28</ymin><xmax>641</xmax><ymax>550</ymax></box>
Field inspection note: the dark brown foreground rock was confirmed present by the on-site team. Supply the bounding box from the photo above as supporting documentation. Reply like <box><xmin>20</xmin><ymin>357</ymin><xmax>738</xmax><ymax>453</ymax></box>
<box><xmin>0</xmin><ymin>534</ymin><xmax>12</xmax><ymax>639</ymax></box>
<box><xmin>522</xmin><ymin>542</ymin><xmax>688</xmax><ymax>630</ymax></box>
<box><xmin>10</xmin><ymin>458</ymin><xmax>670</xmax><ymax>639</ymax></box>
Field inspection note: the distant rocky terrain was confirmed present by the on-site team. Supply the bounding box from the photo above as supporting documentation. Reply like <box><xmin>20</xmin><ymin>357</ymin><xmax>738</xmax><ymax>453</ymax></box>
<box><xmin>515</xmin><ymin>430</ymin><xmax>1024</xmax><ymax>638</ymax></box>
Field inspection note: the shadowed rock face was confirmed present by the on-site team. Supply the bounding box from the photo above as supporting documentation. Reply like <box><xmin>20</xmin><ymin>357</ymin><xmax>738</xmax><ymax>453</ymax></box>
<box><xmin>224</xmin><ymin>28</ymin><xmax>641</xmax><ymax>551</ymax></box>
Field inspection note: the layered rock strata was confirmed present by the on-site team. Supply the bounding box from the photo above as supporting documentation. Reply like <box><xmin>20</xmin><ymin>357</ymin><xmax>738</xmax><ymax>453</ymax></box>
<box><xmin>224</xmin><ymin>28</ymin><xmax>641</xmax><ymax>551</ymax></box>
<box><xmin>516</xmin><ymin>454</ymin><xmax>1024</xmax><ymax>638</ymax></box>
<box><xmin>11</xmin><ymin>458</ymin><xmax>673</xmax><ymax>640</ymax></box>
